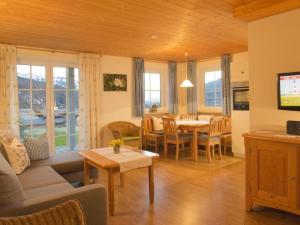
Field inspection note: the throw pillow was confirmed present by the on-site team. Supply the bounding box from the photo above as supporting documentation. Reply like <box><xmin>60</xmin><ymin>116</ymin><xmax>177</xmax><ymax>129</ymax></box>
<box><xmin>152</xmin><ymin>117</ymin><xmax>163</xmax><ymax>131</ymax></box>
<box><xmin>3</xmin><ymin>138</ymin><xmax>30</xmax><ymax>175</ymax></box>
<box><xmin>0</xmin><ymin>153</ymin><xmax>25</xmax><ymax>205</ymax></box>
<box><xmin>0</xmin><ymin>128</ymin><xmax>18</xmax><ymax>160</ymax></box>
<box><xmin>24</xmin><ymin>134</ymin><xmax>50</xmax><ymax>161</ymax></box>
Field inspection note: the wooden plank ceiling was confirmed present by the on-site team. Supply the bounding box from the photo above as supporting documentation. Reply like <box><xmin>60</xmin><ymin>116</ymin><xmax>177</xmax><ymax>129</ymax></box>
<box><xmin>0</xmin><ymin>0</ymin><xmax>298</xmax><ymax>61</ymax></box>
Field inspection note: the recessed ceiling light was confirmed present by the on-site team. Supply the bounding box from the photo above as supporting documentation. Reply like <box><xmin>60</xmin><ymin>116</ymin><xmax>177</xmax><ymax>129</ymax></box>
<box><xmin>149</xmin><ymin>34</ymin><xmax>158</xmax><ymax>40</ymax></box>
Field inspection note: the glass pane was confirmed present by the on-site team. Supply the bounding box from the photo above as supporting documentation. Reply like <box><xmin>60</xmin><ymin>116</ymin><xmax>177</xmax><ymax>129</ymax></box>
<box><xmin>54</xmin><ymin>90</ymin><xmax>66</xmax><ymax>110</ymax></box>
<box><xmin>145</xmin><ymin>90</ymin><xmax>151</xmax><ymax>107</ymax></box>
<box><xmin>151</xmin><ymin>91</ymin><xmax>161</xmax><ymax>106</ymax></box>
<box><xmin>144</xmin><ymin>73</ymin><xmax>150</xmax><ymax>90</ymax></box>
<box><xmin>20</xmin><ymin>125</ymin><xmax>32</xmax><ymax>139</ymax></box>
<box><xmin>17</xmin><ymin>65</ymin><xmax>30</xmax><ymax>89</ymax></box>
<box><xmin>150</xmin><ymin>73</ymin><xmax>160</xmax><ymax>90</ymax></box>
<box><xmin>32</xmin><ymin>90</ymin><xmax>46</xmax><ymax>114</ymax></box>
<box><xmin>32</xmin><ymin>66</ymin><xmax>46</xmax><ymax>89</ymax></box>
<box><xmin>32</xmin><ymin>124</ymin><xmax>47</xmax><ymax>138</ymax></box>
<box><xmin>19</xmin><ymin>112</ymin><xmax>31</xmax><ymax>127</ymax></box>
<box><xmin>53</xmin><ymin>67</ymin><xmax>67</xmax><ymax>89</ymax></box>
<box><xmin>74</xmin><ymin>68</ymin><xmax>79</xmax><ymax>90</ymax></box>
<box><xmin>55</xmin><ymin>135</ymin><xmax>67</xmax><ymax>148</ymax></box>
<box><xmin>18</xmin><ymin>90</ymin><xmax>30</xmax><ymax>109</ymax></box>
<box><xmin>68</xmin><ymin>90</ymin><xmax>78</xmax><ymax>113</ymax></box>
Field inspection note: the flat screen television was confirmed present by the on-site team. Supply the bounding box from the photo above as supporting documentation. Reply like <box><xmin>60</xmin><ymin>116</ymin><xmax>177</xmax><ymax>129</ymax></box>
<box><xmin>277</xmin><ymin>72</ymin><xmax>300</xmax><ymax>111</ymax></box>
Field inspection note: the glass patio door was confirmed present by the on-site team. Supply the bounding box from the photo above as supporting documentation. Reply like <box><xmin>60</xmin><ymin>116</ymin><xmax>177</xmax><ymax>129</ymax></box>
<box><xmin>17</xmin><ymin>64</ymin><xmax>79</xmax><ymax>153</ymax></box>
<box><xmin>53</xmin><ymin>67</ymin><xmax>79</xmax><ymax>152</ymax></box>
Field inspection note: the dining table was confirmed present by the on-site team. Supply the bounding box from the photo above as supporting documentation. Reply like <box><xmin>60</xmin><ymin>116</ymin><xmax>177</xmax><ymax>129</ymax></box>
<box><xmin>176</xmin><ymin>120</ymin><xmax>210</xmax><ymax>161</ymax></box>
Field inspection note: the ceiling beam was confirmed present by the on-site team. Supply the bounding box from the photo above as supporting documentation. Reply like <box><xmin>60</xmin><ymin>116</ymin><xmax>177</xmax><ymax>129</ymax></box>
<box><xmin>233</xmin><ymin>0</ymin><xmax>300</xmax><ymax>22</ymax></box>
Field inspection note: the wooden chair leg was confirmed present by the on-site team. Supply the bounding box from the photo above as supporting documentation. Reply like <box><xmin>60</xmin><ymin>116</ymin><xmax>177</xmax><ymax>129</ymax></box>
<box><xmin>164</xmin><ymin>139</ymin><xmax>168</xmax><ymax>158</ymax></box>
<box><xmin>176</xmin><ymin>142</ymin><xmax>180</xmax><ymax>160</ymax></box>
<box><xmin>211</xmin><ymin>145</ymin><xmax>215</xmax><ymax>160</ymax></box>
<box><xmin>206</xmin><ymin>145</ymin><xmax>212</xmax><ymax>163</ymax></box>
<box><xmin>218</xmin><ymin>144</ymin><xmax>222</xmax><ymax>160</ymax></box>
<box><xmin>154</xmin><ymin>140</ymin><xmax>158</xmax><ymax>153</ymax></box>
<box><xmin>224</xmin><ymin>142</ymin><xmax>227</xmax><ymax>155</ymax></box>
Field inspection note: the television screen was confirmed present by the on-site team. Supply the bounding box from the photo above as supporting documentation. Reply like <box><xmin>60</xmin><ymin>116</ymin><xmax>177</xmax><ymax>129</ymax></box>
<box><xmin>278</xmin><ymin>72</ymin><xmax>300</xmax><ymax>111</ymax></box>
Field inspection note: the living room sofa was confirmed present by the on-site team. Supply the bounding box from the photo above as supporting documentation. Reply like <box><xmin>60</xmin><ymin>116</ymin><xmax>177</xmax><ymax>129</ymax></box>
<box><xmin>0</xmin><ymin>151</ymin><xmax>107</xmax><ymax>225</ymax></box>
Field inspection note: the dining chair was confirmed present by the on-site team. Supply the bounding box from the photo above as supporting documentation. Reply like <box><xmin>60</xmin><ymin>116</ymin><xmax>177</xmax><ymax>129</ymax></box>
<box><xmin>179</xmin><ymin>114</ymin><xmax>198</xmax><ymax>120</ymax></box>
<box><xmin>162</xmin><ymin>117</ymin><xmax>192</xmax><ymax>160</ymax></box>
<box><xmin>198</xmin><ymin>116</ymin><xmax>224</xmax><ymax>163</ymax></box>
<box><xmin>143</xmin><ymin>117</ymin><xmax>164</xmax><ymax>153</ymax></box>
<box><xmin>221</xmin><ymin>116</ymin><xmax>232</xmax><ymax>155</ymax></box>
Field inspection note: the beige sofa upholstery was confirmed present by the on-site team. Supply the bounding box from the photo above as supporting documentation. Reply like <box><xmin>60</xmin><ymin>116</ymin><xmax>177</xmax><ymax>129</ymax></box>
<box><xmin>0</xmin><ymin>152</ymin><xmax>107</xmax><ymax>225</ymax></box>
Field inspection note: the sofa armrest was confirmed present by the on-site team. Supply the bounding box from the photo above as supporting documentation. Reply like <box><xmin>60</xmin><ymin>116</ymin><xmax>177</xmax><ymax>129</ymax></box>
<box><xmin>0</xmin><ymin>184</ymin><xmax>107</xmax><ymax>225</ymax></box>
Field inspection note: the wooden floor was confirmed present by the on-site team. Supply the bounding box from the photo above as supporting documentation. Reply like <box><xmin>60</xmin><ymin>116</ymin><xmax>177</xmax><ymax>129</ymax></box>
<box><xmin>96</xmin><ymin>152</ymin><xmax>300</xmax><ymax>225</ymax></box>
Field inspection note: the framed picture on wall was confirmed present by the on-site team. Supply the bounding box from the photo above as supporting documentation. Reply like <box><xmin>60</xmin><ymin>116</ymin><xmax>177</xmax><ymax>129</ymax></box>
<box><xmin>103</xmin><ymin>73</ymin><xmax>127</xmax><ymax>91</ymax></box>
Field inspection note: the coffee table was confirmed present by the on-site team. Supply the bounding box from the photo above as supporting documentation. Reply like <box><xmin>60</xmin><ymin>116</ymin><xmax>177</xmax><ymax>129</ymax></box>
<box><xmin>79</xmin><ymin>147</ymin><xmax>159</xmax><ymax>216</ymax></box>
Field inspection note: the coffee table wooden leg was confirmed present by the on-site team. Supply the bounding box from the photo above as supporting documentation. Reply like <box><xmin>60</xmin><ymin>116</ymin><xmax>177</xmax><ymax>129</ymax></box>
<box><xmin>148</xmin><ymin>164</ymin><xmax>154</xmax><ymax>203</ymax></box>
<box><xmin>120</xmin><ymin>173</ymin><xmax>124</xmax><ymax>187</ymax></box>
<box><xmin>84</xmin><ymin>160</ymin><xmax>91</xmax><ymax>185</ymax></box>
<box><xmin>108</xmin><ymin>168</ymin><xmax>115</xmax><ymax>216</ymax></box>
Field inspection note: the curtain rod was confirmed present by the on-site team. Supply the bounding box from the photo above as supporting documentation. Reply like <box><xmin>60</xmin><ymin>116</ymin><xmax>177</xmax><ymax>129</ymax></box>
<box><xmin>16</xmin><ymin>45</ymin><xmax>169</xmax><ymax>63</ymax></box>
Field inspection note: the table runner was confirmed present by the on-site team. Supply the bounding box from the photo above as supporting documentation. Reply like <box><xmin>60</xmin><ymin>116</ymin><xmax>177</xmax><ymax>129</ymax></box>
<box><xmin>176</xmin><ymin>120</ymin><xmax>209</xmax><ymax>126</ymax></box>
<box><xmin>92</xmin><ymin>147</ymin><xmax>152</xmax><ymax>173</ymax></box>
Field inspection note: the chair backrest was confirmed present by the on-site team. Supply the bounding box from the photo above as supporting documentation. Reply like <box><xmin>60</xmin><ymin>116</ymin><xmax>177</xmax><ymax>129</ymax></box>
<box><xmin>0</xmin><ymin>200</ymin><xmax>86</xmax><ymax>225</ymax></box>
<box><xmin>208</xmin><ymin>116</ymin><xmax>224</xmax><ymax>137</ymax></box>
<box><xmin>179</xmin><ymin>114</ymin><xmax>198</xmax><ymax>120</ymax></box>
<box><xmin>162</xmin><ymin>117</ymin><xmax>178</xmax><ymax>136</ymax></box>
<box><xmin>222</xmin><ymin>116</ymin><xmax>231</xmax><ymax>134</ymax></box>
<box><xmin>143</xmin><ymin>117</ymin><xmax>153</xmax><ymax>134</ymax></box>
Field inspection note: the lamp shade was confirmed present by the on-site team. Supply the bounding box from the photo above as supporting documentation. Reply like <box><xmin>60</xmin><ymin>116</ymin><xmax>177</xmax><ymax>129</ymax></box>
<box><xmin>180</xmin><ymin>79</ymin><xmax>194</xmax><ymax>88</ymax></box>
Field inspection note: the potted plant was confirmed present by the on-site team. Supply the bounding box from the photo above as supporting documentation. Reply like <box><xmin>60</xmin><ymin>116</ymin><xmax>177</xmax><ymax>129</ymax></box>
<box><xmin>110</xmin><ymin>139</ymin><xmax>123</xmax><ymax>154</ymax></box>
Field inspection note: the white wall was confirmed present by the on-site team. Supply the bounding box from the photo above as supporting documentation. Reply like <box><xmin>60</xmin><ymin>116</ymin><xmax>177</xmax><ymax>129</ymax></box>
<box><xmin>249</xmin><ymin>9</ymin><xmax>300</xmax><ymax>131</ymax></box>
<box><xmin>99</xmin><ymin>55</ymin><xmax>169</xmax><ymax>129</ymax></box>
<box><xmin>231</xmin><ymin>52</ymin><xmax>250</xmax><ymax>156</ymax></box>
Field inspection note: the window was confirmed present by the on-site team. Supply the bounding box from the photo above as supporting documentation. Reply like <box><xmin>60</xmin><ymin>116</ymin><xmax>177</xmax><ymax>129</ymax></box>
<box><xmin>204</xmin><ymin>71</ymin><xmax>222</xmax><ymax>107</ymax></box>
<box><xmin>17</xmin><ymin>65</ymin><xmax>47</xmax><ymax>139</ymax></box>
<box><xmin>17</xmin><ymin>64</ymin><xmax>79</xmax><ymax>152</ymax></box>
<box><xmin>144</xmin><ymin>73</ymin><xmax>161</xmax><ymax>108</ymax></box>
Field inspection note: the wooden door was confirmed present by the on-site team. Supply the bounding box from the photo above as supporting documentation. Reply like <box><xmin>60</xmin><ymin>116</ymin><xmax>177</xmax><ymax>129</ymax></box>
<box><xmin>250</xmin><ymin>140</ymin><xmax>297</xmax><ymax>208</ymax></box>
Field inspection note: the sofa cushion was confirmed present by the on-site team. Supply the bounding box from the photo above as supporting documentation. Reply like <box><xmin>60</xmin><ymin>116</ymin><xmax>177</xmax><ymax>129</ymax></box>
<box><xmin>152</xmin><ymin>117</ymin><xmax>163</xmax><ymax>131</ymax></box>
<box><xmin>3</xmin><ymin>138</ymin><xmax>31</xmax><ymax>174</ymax></box>
<box><xmin>30</xmin><ymin>151</ymin><xmax>83</xmax><ymax>175</ymax></box>
<box><xmin>0</xmin><ymin>128</ymin><xmax>19</xmax><ymax>161</ymax></box>
<box><xmin>0</xmin><ymin>153</ymin><xmax>25</xmax><ymax>205</ymax></box>
<box><xmin>24</xmin><ymin>182</ymin><xmax>73</xmax><ymax>200</ymax></box>
<box><xmin>18</xmin><ymin>166</ymin><xmax>66</xmax><ymax>190</ymax></box>
<box><xmin>24</xmin><ymin>134</ymin><xmax>50</xmax><ymax>161</ymax></box>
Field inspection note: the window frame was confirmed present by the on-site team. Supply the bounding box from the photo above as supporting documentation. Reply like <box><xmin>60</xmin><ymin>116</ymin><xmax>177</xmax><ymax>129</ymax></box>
<box><xmin>199</xmin><ymin>69</ymin><xmax>223</xmax><ymax>112</ymax></box>
<box><xmin>144</xmin><ymin>72</ymin><xmax>162</xmax><ymax>109</ymax></box>
<box><xmin>17</xmin><ymin>64</ymin><xmax>47</xmax><ymax>140</ymax></box>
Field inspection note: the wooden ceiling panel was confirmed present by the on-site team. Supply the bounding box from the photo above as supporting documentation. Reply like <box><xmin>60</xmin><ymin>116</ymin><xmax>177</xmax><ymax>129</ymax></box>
<box><xmin>233</xmin><ymin>0</ymin><xmax>300</xmax><ymax>22</ymax></box>
<box><xmin>0</xmin><ymin>0</ymin><xmax>249</xmax><ymax>61</ymax></box>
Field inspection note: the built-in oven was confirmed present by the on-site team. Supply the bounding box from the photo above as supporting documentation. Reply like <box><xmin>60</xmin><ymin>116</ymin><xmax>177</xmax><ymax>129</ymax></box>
<box><xmin>232</xmin><ymin>82</ymin><xmax>249</xmax><ymax>111</ymax></box>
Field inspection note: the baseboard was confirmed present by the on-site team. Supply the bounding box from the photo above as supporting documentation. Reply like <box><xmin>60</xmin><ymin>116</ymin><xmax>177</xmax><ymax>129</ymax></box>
<box><xmin>233</xmin><ymin>152</ymin><xmax>245</xmax><ymax>158</ymax></box>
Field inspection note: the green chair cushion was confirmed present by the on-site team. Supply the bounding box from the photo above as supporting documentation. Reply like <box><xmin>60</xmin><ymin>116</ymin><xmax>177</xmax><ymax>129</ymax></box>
<box><xmin>123</xmin><ymin>136</ymin><xmax>140</xmax><ymax>142</ymax></box>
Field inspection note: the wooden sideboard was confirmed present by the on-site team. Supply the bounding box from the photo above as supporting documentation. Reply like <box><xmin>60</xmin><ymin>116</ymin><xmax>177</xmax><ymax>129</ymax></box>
<box><xmin>244</xmin><ymin>131</ymin><xmax>300</xmax><ymax>215</ymax></box>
